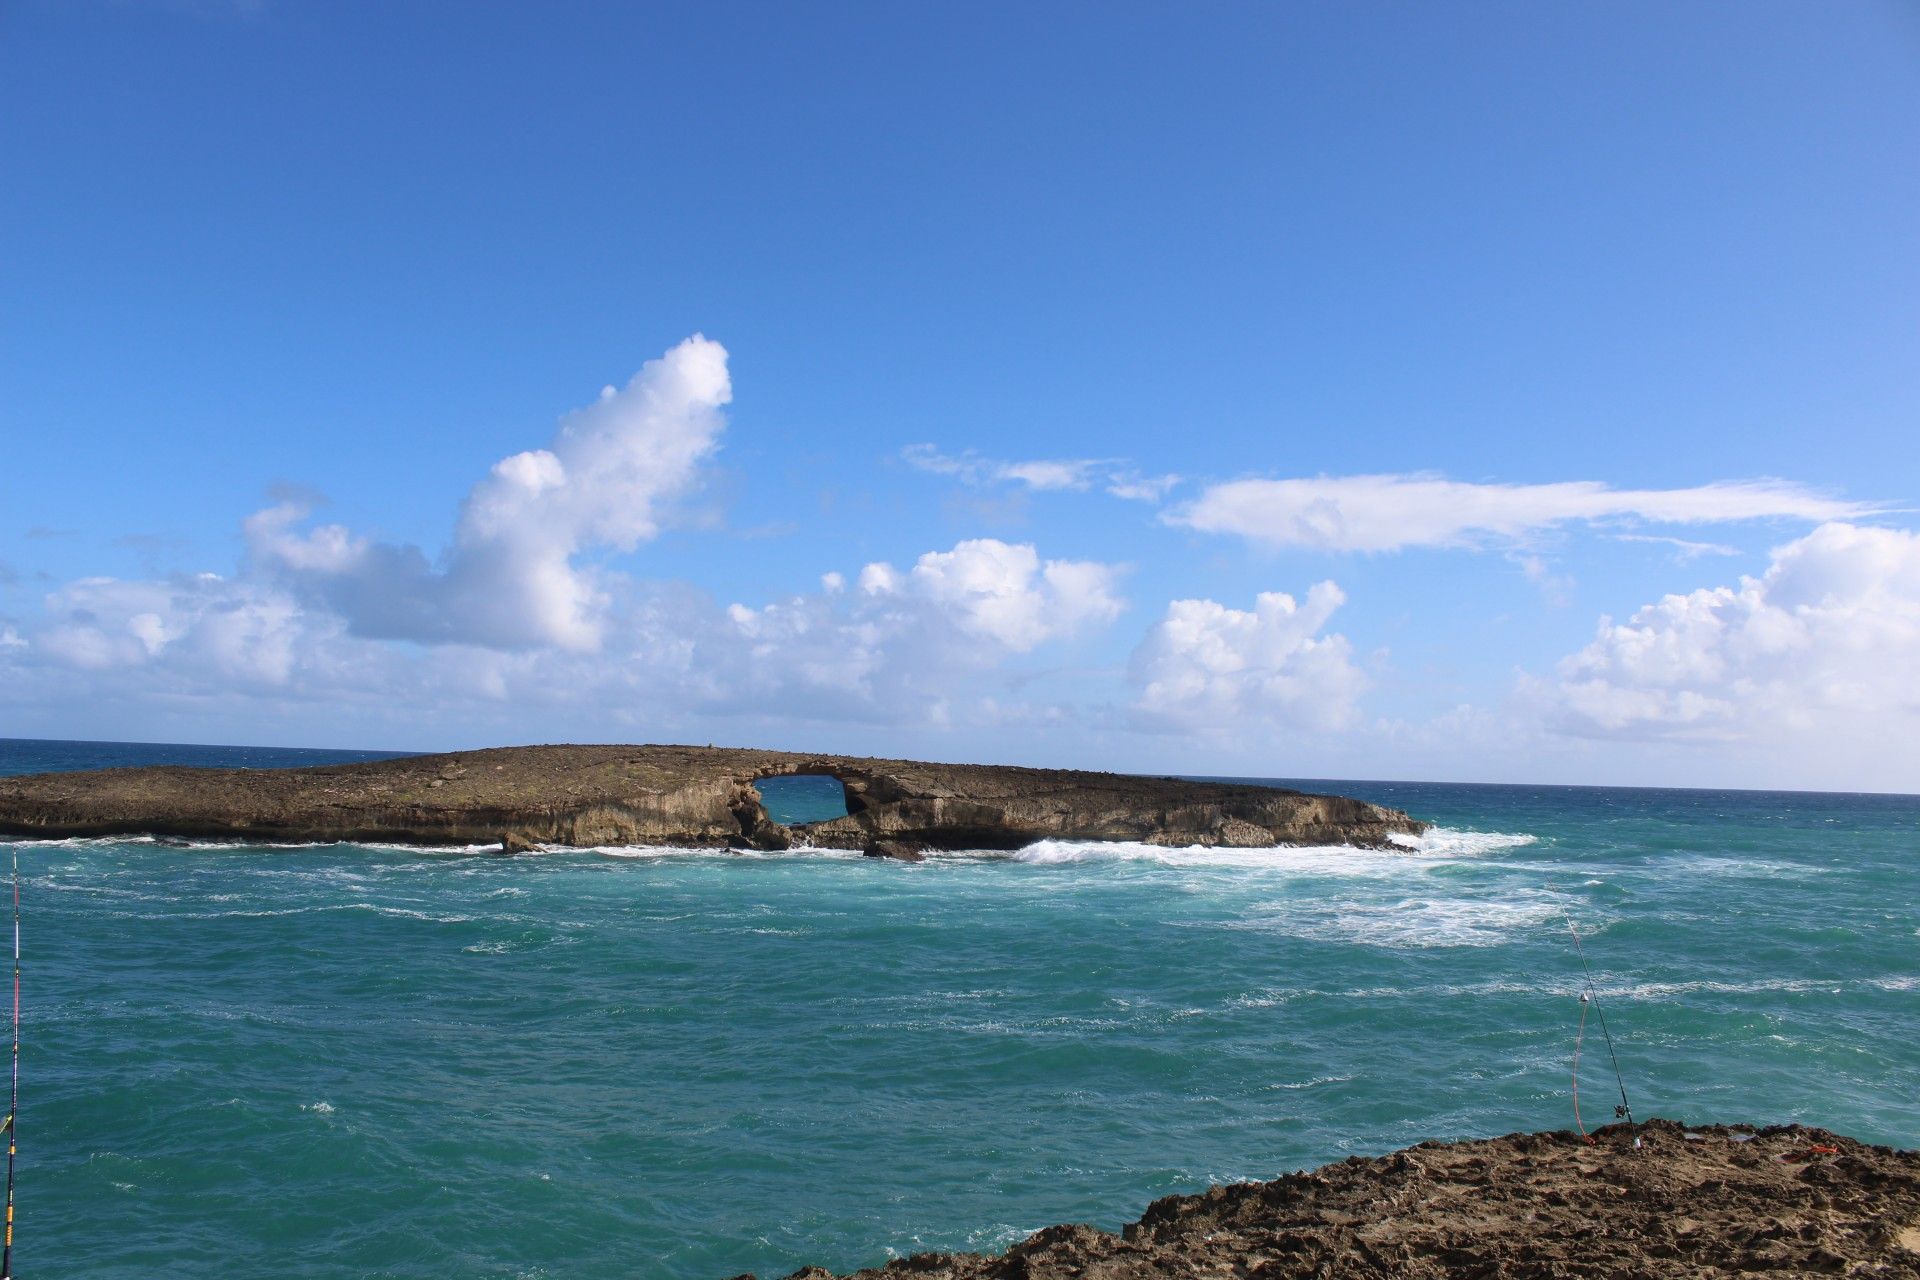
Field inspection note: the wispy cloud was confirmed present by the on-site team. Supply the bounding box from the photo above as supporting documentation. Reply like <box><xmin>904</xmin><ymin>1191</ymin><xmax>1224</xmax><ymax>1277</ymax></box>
<box><xmin>1509</xmin><ymin>552</ymin><xmax>1575</xmax><ymax>607</ymax></box>
<box><xmin>1167</xmin><ymin>474</ymin><xmax>1879</xmax><ymax>553</ymax></box>
<box><xmin>902</xmin><ymin>445</ymin><xmax>1179</xmax><ymax>503</ymax></box>
<box><xmin>1103</xmin><ymin>473</ymin><xmax>1181</xmax><ymax>503</ymax></box>
<box><xmin>1609</xmin><ymin>533</ymin><xmax>1741</xmax><ymax>561</ymax></box>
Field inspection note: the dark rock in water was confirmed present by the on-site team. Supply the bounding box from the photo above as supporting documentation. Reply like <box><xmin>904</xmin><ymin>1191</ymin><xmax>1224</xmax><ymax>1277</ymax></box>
<box><xmin>863</xmin><ymin>839</ymin><xmax>926</xmax><ymax>862</ymax></box>
<box><xmin>498</xmin><ymin>832</ymin><xmax>537</xmax><ymax>855</ymax></box>
<box><xmin>750</xmin><ymin>819</ymin><xmax>795</xmax><ymax>851</ymax></box>
<box><xmin>755</xmin><ymin>1120</ymin><xmax>1920</xmax><ymax>1278</ymax></box>
<box><xmin>0</xmin><ymin>743</ymin><xmax>1426</xmax><ymax>853</ymax></box>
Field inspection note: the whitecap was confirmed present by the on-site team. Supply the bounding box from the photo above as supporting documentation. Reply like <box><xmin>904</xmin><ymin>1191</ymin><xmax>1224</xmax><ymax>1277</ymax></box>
<box><xmin>164</xmin><ymin>902</ymin><xmax>479</xmax><ymax>923</ymax></box>
<box><xmin>1224</xmin><ymin>892</ymin><xmax>1569</xmax><ymax>949</ymax></box>
<box><xmin>1387</xmin><ymin>827</ymin><xmax>1537</xmax><ymax>857</ymax></box>
<box><xmin>1002</xmin><ymin>839</ymin><xmax>1409</xmax><ymax>872</ymax></box>
<box><xmin>1264</xmin><ymin>1073</ymin><xmax>1355</xmax><ymax>1091</ymax></box>
<box><xmin>1611</xmin><ymin>974</ymin><xmax>1919</xmax><ymax>999</ymax></box>
<box><xmin>1003</xmin><ymin>827</ymin><xmax>1534</xmax><ymax>871</ymax></box>
<box><xmin>9</xmin><ymin>833</ymin><xmax>510</xmax><ymax>855</ymax></box>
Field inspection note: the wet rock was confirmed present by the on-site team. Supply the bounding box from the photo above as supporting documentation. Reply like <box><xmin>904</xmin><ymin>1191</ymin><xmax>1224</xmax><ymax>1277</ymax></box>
<box><xmin>1212</xmin><ymin>817</ymin><xmax>1277</xmax><ymax>847</ymax></box>
<box><xmin>750</xmin><ymin>820</ymin><xmax>795</xmax><ymax>851</ymax></box>
<box><xmin>863</xmin><ymin>839</ymin><xmax>926</xmax><ymax>862</ymax></box>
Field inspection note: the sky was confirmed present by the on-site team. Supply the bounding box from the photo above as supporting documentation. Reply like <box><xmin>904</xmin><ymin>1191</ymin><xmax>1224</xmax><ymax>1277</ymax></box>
<box><xmin>2</xmin><ymin>1</ymin><xmax>1917</xmax><ymax>791</ymax></box>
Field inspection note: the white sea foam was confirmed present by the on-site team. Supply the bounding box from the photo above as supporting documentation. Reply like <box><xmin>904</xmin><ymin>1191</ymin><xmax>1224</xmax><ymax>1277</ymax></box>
<box><xmin>1660</xmin><ymin>853</ymin><xmax>1830</xmax><ymax>880</ymax></box>
<box><xmin>581</xmin><ymin>843</ymin><xmax>861</xmax><ymax>861</ymax></box>
<box><xmin>998</xmin><ymin>828</ymin><xmax>1533</xmax><ymax>877</ymax></box>
<box><xmin>1263</xmin><ymin>1073</ymin><xmax>1355</xmax><ymax>1091</ymax></box>
<box><xmin>161</xmin><ymin>902</ymin><xmax>480</xmax><ymax>923</ymax></box>
<box><xmin>1611</xmin><ymin>974</ymin><xmax>1920</xmax><ymax>1000</ymax></box>
<box><xmin>1233</xmin><ymin>893</ymin><xmax>1568</xmax><ymax>949</ymax></box>
<box><xmin>1388</xmin><ymin>827</ymin><xmax>1537</xmax><ymax>857</ymax></box>
<box><xmin>32</xmin><ymin>880</ymin><xmax>152</xmax><ymax>898</ymax></box>
<box><xmin>16</xmin><ymin>826</ymin><xmax>1538</xmax><ymax>869</ymax></box>
<box><xmin>5</xmin><ymin>834</ymin><xmax>505</xmax><ymax>855</ymax></box>
<box><xmin>1001</xmin><ymin>839</ymin><xmax>1398</xmax><ymax>871</ymax></box>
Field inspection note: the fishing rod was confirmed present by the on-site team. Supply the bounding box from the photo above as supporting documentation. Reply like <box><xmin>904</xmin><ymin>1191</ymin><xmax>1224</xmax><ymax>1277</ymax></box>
<box><xmin>3</xmin><ymin>843</ymin><xmax>16</xmax><ymax>1279</ymax></box>
<box><xmin>1564</xmin><ymin>911</ymin><xmax>1634</xmax><ymax>1143</ymax></box>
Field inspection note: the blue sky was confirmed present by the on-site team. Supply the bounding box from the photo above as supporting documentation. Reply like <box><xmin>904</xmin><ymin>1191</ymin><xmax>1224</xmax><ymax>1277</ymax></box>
<box><xmin>3</xmin><ymin>1</ymin><xmax>1918</xmax><ymax>790</ymax></box>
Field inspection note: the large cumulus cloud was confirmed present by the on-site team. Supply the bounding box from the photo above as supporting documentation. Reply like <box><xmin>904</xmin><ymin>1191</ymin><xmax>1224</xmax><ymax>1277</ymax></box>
<box><xmin>246</xmin><ymin>335</ymin><xmax>732</xmax><ymax>651</ymax></box>
<box><xmin>1129</xmin><ymin>582</ymin><xmax>1365</xmax><ymax>733</ymax></box>
<box><xmin>1546</xmin><ymin>523</ymin><xmax>1920</xmax><ymax>744</ymax></box>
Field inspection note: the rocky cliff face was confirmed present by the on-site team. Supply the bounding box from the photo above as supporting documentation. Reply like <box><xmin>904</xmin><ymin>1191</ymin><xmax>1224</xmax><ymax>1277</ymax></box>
<box><xmin>0</xmin><ymin>743</ymin><xmax>1425</xmax><ymax>852</ymax></box>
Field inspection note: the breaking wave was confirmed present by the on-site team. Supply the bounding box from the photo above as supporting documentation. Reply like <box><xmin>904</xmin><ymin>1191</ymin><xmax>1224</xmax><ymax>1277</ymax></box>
<box><xmin>1002</xmin><ymin>825</ymin><xmax>1534</xmax><ymax>870</ymax></box>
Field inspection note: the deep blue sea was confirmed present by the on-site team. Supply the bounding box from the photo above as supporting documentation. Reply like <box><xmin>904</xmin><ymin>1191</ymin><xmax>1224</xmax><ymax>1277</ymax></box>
<box><xmin>3</xmin><ymin>738</ymin><xmax>1915</xmax><ymax>1279</ymax></box>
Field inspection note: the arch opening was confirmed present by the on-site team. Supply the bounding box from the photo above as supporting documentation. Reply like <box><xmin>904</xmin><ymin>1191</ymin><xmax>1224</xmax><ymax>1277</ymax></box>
<box><xmin>752</xmin><ymin>773</ymin><xmax>852</xmax><ymax>827</ymax></box>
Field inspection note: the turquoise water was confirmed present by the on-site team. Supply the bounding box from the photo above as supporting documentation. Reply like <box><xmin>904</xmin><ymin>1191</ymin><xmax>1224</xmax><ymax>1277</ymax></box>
<box><xmin>752</xmin><ymin>774</ymin><xmax>851</xmax><ymax>826</ymax></box>
<box><xmin>4</xmin><ymin>740</ymin><xmax>1916</xmax><ymax>1278</ymax></box>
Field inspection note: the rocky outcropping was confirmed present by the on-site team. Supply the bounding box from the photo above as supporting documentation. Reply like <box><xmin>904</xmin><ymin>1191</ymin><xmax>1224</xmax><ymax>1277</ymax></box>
<box><xmin>0</xmin><ymin>743</ymin><xmax>1423</xmax><ymax>851</ymax></box>
<box><xmin>752</xmin><ymin>1121</ymin><xmax>1920</xmax><ymax>1278</ymax></box>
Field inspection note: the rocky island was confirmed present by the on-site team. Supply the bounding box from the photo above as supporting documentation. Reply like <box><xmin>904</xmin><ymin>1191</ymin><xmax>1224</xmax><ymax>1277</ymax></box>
<box><xmin>755</xmin><ymin>1120</ymin><xmax>1920</xmax><ymax>1278</ymax></box>
<box><xmin>0</xmin><ymin>743</ymin><xmax>1425</xmax><ymax>854</ymax></box>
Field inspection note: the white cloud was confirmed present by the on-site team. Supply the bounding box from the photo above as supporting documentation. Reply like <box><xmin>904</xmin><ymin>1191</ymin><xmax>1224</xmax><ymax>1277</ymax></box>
<box><xmin>1129</xmin><ymin>582</ymin><xmax>1366</xmax><ymax>733</ymax></box>
<box><xmin>998</xmin><ymin>460</ymin><xmax>1101</xmax><ymax>491</ymax></box>
<box><xmin>34</xmin><ymin>573</ymin><xmax>350</xmax><ymax>688</ymax></box>
<box><xmin>1510</xmin><ymin>552</ymin><xmax>1574</xmax><ymax>606</ymax></box>
<box><xmin>673</xmin><ymin>539</ymin><xmax>1125</xmax><ymax>726</ymax></box>
<box><xmin>858</xmin><ymin>562</ymin><xmax>900</xmax><ymax>595</ymax></box>
<box><xmin>1169</xmin><ymin>474</ymin><xmax>1877</xmax><ymax>553</ymax></box>
<box><xmin>1545</xmin><ymin>522</ymin><xmax>1920</xmax><ymax>744</ymax></box>
<box><xmin>14</xmin><ymin>531</ymin><xmax>1128</xmax><ymax>739</ymax></box>
<box><xmin>1609</xmin><ymin>533</ymin><xmax>1740</xmax><ymax>561</ymax></box>
<box><xmin>251</xmin><ymin>335</ymin><xmax>731</xmax><ymax>651</ymax></box>
<box><xmin>903</xmin><ymin>445</ymin><xmax>1178</xmax><ymax>502</ymax></box>
<box><xmin>867</xmin><ymin>538</ymin><xmax>1126</xmax><ymax>651</ymax></box>
<box><xmin>1104</xmin><ymin>473</ymin><xmax>1181</xmax><ymax>503</ymax></box>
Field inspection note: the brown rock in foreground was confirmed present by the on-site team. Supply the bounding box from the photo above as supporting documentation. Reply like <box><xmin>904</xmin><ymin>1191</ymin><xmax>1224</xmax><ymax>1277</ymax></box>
<box><xmin>0</xmin><ymin>743</ymin><xmax>1424</xmax><ymax>851</ymax></box>
<box><xmin>760</xmin><ymin>1121</ymin><xmax>1920</xmax><ymax>1279</ymax></box>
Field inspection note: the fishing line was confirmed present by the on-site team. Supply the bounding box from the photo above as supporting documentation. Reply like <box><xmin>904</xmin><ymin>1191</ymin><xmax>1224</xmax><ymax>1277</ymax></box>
<box><xmin>1563</xmin><ymin>911</ymin><xmax>1634</xmax><ymax>1141</ymax></box>
<box><xmin>1571</xmin><ymin>987</ymin><xmax>1592</xmax><ymax>1139</ymax></box>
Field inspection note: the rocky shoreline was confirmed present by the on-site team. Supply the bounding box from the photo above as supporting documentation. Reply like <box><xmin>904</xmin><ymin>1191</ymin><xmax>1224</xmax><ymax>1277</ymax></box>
<box><xmin>749</xmin><ymin>1120</ymin><xmax>1920</xmax><ymax>1278</ymax></box>
<box><xmin>0</xmin><ymin>743</ymin><xmax>1425</xmax><ymax>854</ymax></box>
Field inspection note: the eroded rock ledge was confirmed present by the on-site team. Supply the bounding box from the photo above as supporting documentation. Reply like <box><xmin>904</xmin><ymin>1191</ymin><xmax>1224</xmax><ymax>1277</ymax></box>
<box><xmin>0</xmin><ymin>743</ymin><xmax>1424</xmax><ymax>852</ymax></box>
<box><xmin>753</xmin><ymin>1121</ymin><xmax>1920</xmax><ymax>1279</ymax></box>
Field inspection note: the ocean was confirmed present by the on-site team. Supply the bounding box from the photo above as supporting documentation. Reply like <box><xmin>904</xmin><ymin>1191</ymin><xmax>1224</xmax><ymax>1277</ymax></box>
<box><xmin>3</xmin><ymin>738</ymin><xmax>1915</xmax><ymax>1278</ymax></box>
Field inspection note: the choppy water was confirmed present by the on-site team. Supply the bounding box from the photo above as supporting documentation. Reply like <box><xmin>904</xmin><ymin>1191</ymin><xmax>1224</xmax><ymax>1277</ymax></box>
<box><xmin>3</xmin><ymin>739</ymin><xmax>1915</xmax><ymax>1278</ymax></box>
